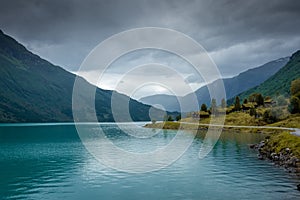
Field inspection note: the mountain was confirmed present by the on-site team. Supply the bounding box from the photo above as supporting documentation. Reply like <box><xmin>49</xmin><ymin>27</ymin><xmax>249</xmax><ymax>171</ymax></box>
<box><xmin>0</xmin><ymin>30</ymin><xmax>168</xmax><ymax>122</ymax></box>
<box><xmin>231</xmin><ymin>50</ymin><xmax>300</xmax><ymax>103</ymax></box>
<box><xmin>140</xmin><ymin>94</ymin><xmax>182</xmax><ymax>112</ymax></box>
<box><xmin>140</xmin><ymin>57</ymin><xmax>289</xmax><ymax>112</ymax></box>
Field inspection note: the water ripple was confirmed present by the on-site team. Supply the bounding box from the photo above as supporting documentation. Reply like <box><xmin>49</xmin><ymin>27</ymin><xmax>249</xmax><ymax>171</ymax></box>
<box><xmin>0</xmin><ymin>125</ymin><xmax>299</xmax><ymax>200</ymax></box>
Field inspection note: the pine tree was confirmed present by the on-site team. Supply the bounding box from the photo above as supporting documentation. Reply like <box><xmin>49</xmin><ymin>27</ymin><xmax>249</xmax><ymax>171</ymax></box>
<box><xmin>234</xmin><ymin>96</ymin><xmax>241</xmax><ymax>111</ymax></box>
<box><xmin>210</xmin><ymin>98</ymin><xmax>217</xmax><ymax>114</ymax></box>
<box><xmin>221</xmin><ymin>98</ymin><xmax>226</xmax><ymax>108</ymax></box>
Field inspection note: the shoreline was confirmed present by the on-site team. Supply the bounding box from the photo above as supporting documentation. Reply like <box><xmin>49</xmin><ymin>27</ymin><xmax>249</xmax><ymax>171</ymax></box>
<box><xmin>250</xmin><ymin>132</ymin><xmax>300</xmax><ymax>192</ymax></box>
<box><xmin>250</xmin><ymin>139</ymin><xmax>300</xmax><ymax>174</ymax></box>
<box><xmin>144</xmin><ymin>121</ymin><xmax>298</xmax><ymax>134</ymax></box>
<box><xmin>145</xmin><ymin>121</ymin><xmax>300</xmax><ymax>188</ymax></box>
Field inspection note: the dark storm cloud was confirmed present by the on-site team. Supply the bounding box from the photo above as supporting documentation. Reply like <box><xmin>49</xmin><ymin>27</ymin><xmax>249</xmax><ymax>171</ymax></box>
<box><xmin>0</xmin><ymin>0</ymin><xmax>300</xmax><ymax>75</ymax></box>
<box><xmin>186</xmin><ymin>0</ymin><xmax>300</xmax><ymax>50</ymax></box>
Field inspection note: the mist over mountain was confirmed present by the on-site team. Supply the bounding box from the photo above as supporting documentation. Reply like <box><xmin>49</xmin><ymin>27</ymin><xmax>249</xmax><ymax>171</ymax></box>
<box><xmin>140</xmin><ymin>57</ymin><xmax>288</xmax><ymax>111</ymax></box>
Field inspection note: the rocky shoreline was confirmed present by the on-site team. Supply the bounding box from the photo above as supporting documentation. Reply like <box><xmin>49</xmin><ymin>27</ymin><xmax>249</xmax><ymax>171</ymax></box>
<box><xmin>251</xmin><ymin>141</ymin><xmax>300</xmax><ymax>173</ymax></box>
<box><xmin>250</xmin><ymin>137</ymin><xmax>300</xmax><ymax>191</ymax></box>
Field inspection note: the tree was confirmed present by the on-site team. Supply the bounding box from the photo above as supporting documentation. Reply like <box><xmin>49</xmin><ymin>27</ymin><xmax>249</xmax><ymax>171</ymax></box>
<box><xmin>176</xmin><ymin>115</ymin><xmax>181</xmax><ymax>121</ymax></box>
<box><xmin>248</xmin><ymin>93</ymin><xmax>264</xmax><ymax>106</ymax></box>
<box><xmin>221</xmin><ymin>98</ymin><xmax>226</xmax><ymax>108</ymax></box>
<box><xmin>257</xmin><ymin>94</ymin><xmax>264</xmax><ymax>106</ymax></box>
<box><xmin>276</xmin><ymin>95</ymin><xmax>287</xmax><ymax>106</ymax></box>
<box><xmin>167</xmin><ymin>115</ymin><xmax>174</xmax><ymax>121</ymax></box>
<box><xmin>249</xmin><ymin>107</ymin><xmax>256</xmax><ymax>117</ymax></box>
<box><xmin>186</xmin><ymin>112</ymin><xmax>192</xmax><ymax>118</ymax></box>
<box><xmin>243</xmin><ymin>98</ymin><xmax>248</xmax><ymax>104</ymax></box>
<box><xmin>263</xmin><ymin>108</ymin><xmax>283</xmax><ymax>123</ymax></box>
<box><xmin>288</xmin><ymin>96</ymin><xmax>300</xmax><ymax>114</ymax></box>
<box><xmin>234</xmin><ymin>96</ymin><xmax>241</xmax><ymax>111</ymax></box>
<box><xmin>201</xmin><ymin>103</ymin><xmax>207</xmax><ymax>112</ymax></box>
<box><xmin>288</xmin><ymin>79</ymin><xmax>300</xmax><ymax>114</ymax></box>
<box><xmin>210</xmin><ymin>98</ymin><xmax>217</xmax><ymax>114</ymax></box>
<box><xmin>163</xmin><ymin>115</ymin><xmax>168</xmax><ymax>121</ymax></box>
<box><xmin>291</xmin><ymin>78</ymin><xmax>300</xmax><ymax>98</ymax></box>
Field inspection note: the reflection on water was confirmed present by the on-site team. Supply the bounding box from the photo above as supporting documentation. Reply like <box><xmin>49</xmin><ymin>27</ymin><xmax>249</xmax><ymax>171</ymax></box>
<box><xmin>0</xmin><ymin>124</ymin><xmax>299</xmax><ymax>200</ymax></box>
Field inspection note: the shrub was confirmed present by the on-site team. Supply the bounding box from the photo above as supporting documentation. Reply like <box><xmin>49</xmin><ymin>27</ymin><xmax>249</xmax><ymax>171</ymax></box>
<box><xmin>263</xmin><ymin>108</ymin><xmax>283</xmax><ymax>123</ymax></box>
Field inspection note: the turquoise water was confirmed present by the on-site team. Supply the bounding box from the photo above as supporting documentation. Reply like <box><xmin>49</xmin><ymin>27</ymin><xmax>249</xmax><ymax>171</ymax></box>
<box><xmin>0</xmin><ymin>123</ymin><xmax>299</xmax><ymax>200</ymax></box>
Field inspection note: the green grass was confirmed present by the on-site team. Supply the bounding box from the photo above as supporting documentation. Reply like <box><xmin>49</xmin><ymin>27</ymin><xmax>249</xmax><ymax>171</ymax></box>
<box><xmin>144</xmin><ymin>121</ymin><xmax>180</xmax><ymax>129</ymax></box>
<box><xmin>269</xmin><ymin>114</ymin><xmax>300</xmax><ymax>128</ymax></box>
<box><xmin>264</xmin><ymin>132</ymin><xmax>300</xmax><ymax>157</ymax></box>
<box><xmin>224</xmin><ymin>112</ymin><xmax>264</xmax><ymax>126</ymax></box>
<box><xmin>145</xmin><ymin>111</ymin><xmax>300</xmax><ymax>134</ymax></box>
<box><xmin>144</xmin><ymin>121</ymin><xmax>204</xmax><ymax>130</ymax></box>
<box><xmin>179</xmin><ymin>117</ymin><xmax>211</xmax><ymax>124</ymax></box>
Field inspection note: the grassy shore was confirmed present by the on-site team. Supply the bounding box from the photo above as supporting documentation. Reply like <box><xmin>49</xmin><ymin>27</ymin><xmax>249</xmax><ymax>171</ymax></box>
<box><xmin>263</xmin><ymin>132</ymin><xmax>300</xmax><ymax>157</ymax></box>
<box><xmin>257</xmin><ymin>131</ymin><xmax>300</xmax><ymax>174</ymax></box>
<box><xmin>144</xmin><ymin>112</ymin><xmax>300</xmax><ymax>174</ymax></box>
<box><xmin>145</xmin><ymin>112</ymin><xmax>300</xmax><ymax>133</ymax></box>
<box><xmin>269</xmin><ymin>114</ymin><xmax>300</xmax><ymax>128</ymax></box>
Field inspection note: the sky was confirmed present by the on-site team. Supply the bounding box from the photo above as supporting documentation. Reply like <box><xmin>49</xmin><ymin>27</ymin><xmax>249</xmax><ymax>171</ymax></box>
<box><xmin>1</xmin><ymin>0</ymin><xmax>300</xmax><ymax>99</ymax></box>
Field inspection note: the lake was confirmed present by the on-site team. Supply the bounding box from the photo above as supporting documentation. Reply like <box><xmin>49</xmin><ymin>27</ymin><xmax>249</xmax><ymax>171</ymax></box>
<box><xmin>0</xmin><ymin>123</ymin><xmax>299</xmax><ymax>200</ymax></box>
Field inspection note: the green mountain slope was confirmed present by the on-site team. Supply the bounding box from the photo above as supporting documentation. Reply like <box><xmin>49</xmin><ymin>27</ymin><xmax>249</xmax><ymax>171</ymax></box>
<box><xmin>234</xmin><ymin>50</ymin><xmax>300</xmax><ymax>102</ymax></box>
<box><xmin>0</xmin><ymin>30</ymin><xmax>167</xmax><ymax>122</ymax></box>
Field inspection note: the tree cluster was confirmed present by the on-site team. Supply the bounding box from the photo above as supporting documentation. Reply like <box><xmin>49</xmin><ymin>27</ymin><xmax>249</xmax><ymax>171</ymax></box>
<box><xmin>248</xmin><ymin>93</ymin><xmax>264</xmax><ymax>106</ymax></box>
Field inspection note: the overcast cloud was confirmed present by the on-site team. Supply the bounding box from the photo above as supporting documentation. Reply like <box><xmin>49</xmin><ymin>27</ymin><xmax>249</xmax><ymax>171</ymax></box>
<box><xmin>1</xmin><ymin>0</ymin><xmax>300</xmax><ymax>98</ymax></box>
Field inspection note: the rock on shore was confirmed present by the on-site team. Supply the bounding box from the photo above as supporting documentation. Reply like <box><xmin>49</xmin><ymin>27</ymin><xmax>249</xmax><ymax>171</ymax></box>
<box><xmin>250</xmin><ymin>140</ymin><xmax>300</xmax><ymax>173</ymax></box>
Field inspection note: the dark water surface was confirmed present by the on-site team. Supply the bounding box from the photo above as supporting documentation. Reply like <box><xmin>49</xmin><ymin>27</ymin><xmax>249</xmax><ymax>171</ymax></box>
<box><xmin>0</xmin><ymin>123</ymin><xmax>299</xmax><ymax>200</ymax></box>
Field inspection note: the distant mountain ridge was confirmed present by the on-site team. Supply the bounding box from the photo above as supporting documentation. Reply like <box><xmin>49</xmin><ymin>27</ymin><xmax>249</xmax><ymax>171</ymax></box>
<box><xmin>140</xmin><ymin>94</ymin><xmax>182</xmax><ymax>112</ymax></box>
<box><xmin>140</xmin><ymin>57</ymin><xmax>289</xmax><ymax>111</ymax></box>
<box><xmin>231</xmin><ymin>50</ymin><xmax>300</xmax><ymax>103</ymax></box>
<box><xmin>0</xmin><ymin>30</ymin><xmax>168</xmax><ymax>122</ymax></box>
